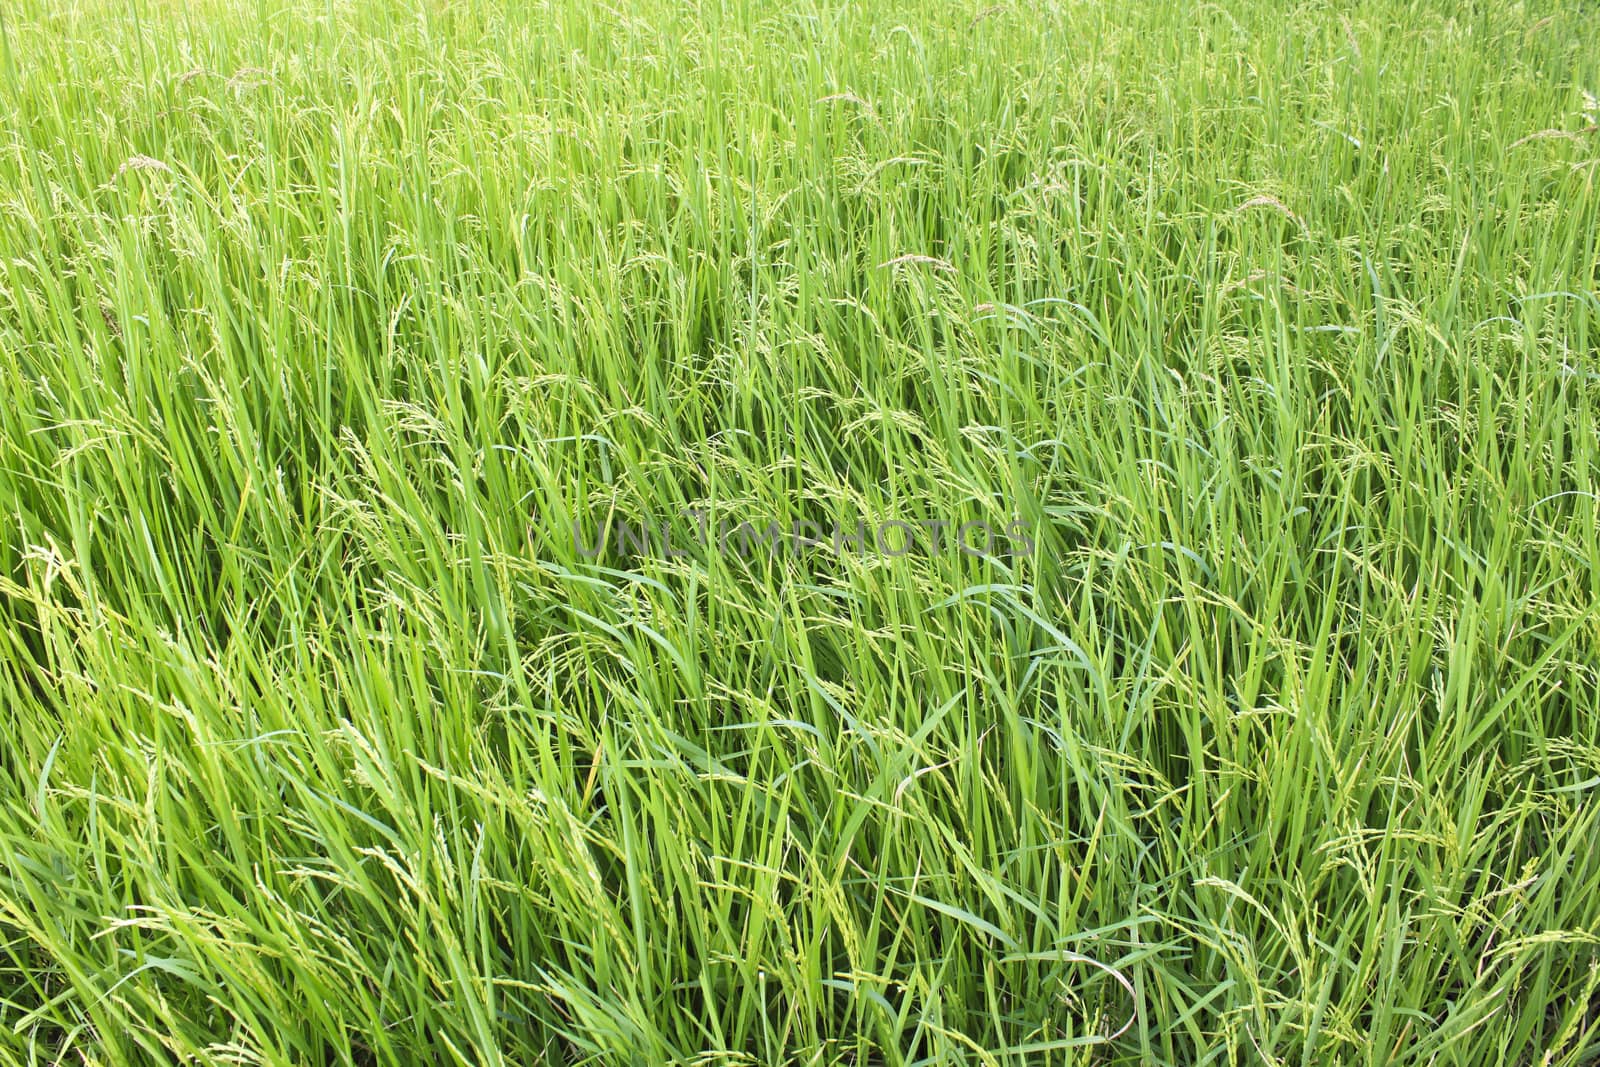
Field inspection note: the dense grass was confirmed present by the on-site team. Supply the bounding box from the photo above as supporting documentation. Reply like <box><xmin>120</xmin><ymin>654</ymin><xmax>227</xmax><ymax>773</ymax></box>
<box><xmin>2</xmin><ymin>0</ymin><xmax>1599</xmax><ymax>1062</ymax></box>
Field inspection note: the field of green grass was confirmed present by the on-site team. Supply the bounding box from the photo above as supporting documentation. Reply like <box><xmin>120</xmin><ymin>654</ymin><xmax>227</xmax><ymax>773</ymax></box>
<box><xmin>2</xmin><ymin>0</ymin><xmax>1599</xmax><ymax>1062</ymax></box>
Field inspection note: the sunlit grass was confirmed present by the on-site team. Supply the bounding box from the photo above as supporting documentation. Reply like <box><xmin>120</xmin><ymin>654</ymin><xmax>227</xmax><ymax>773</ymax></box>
<box><xmin>2</xmin><ymin>0</ymin><xmax>1599</xmax><ymax>1063</ymax></box>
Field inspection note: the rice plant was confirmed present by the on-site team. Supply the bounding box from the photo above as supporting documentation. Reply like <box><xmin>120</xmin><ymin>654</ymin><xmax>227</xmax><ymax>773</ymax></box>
<box><xmin>1</xmin><ymin>0</ymin><xmax>1598</xmax><ymax>1063</ymax></box>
